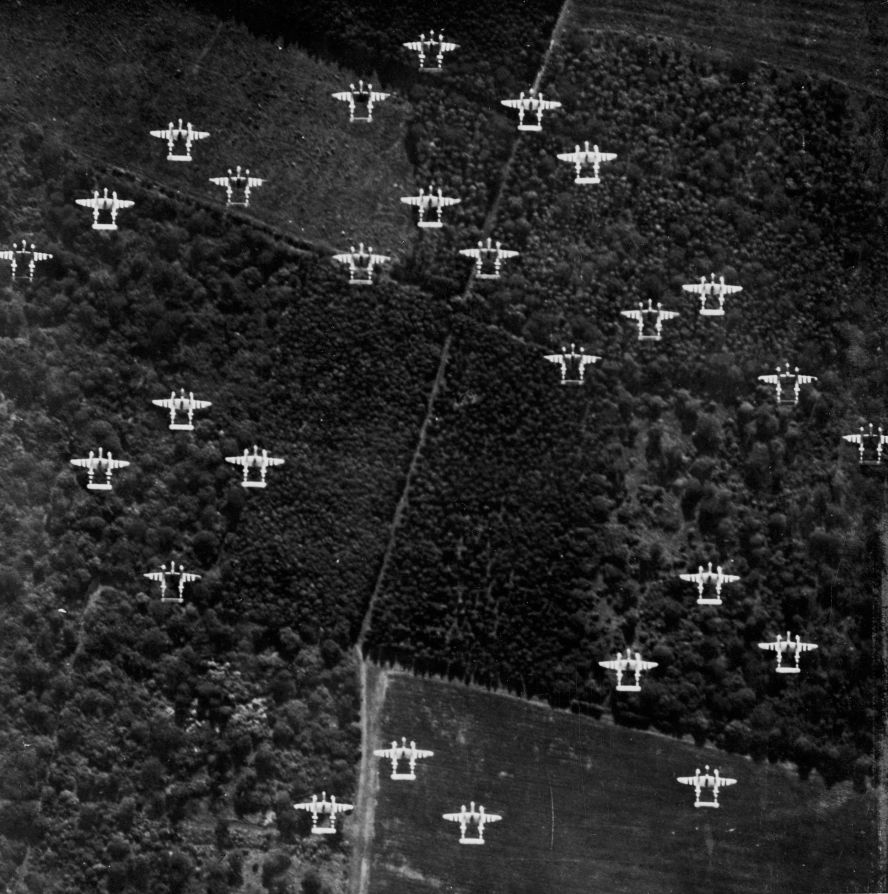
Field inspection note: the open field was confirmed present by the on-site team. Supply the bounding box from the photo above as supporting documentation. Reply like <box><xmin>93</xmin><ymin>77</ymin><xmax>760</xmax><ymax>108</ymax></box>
<box><xmin>0</xmin><ymin>0</ymin><xmax>414</xmax><ymax>250</ymax></box>
<box><xmin>569</xmin><ymin>0</ymin><xmax>888</xmax><ymax>97</ymax></box>
<box><xmin>364</xmin><ymin>670</ymin><xmax>879</xmax><ymax>894</ymax></box>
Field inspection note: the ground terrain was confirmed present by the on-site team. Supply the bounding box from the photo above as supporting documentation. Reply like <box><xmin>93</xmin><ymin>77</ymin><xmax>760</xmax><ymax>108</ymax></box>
<box><xmin>0</xmin><ymin>0</ymin><xmax>885</xmax><ymax>892</ymax></box>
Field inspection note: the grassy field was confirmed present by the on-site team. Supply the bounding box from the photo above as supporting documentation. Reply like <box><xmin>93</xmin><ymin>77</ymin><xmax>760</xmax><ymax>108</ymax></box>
<box><xmin>569</xmin><ymin>0</ymin><xmax>888</xmax><ymax>97</ymax></box>
<box><xmin>363</xmin><ymin>670</ymin><xmax>879</xmax><ymax>894</ymax></box>
<box><xmin>0</xmin><ymin>0</ymin><xmax>414</xmax><ymax>251</ymax></box>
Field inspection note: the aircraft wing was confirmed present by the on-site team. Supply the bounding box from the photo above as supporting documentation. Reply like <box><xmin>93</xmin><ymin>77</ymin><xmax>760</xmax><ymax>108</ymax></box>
<box><xmin>265</xmin><ymin>457</ymin><xmax>285</xmax><ymax>467</ymax></box>
<box><xmin>370</xmin><ymin>90</ymin><xmax>390</xmax><ymax>101</ymax></box>
<box><xmin>76</xmin><ymin>197</ymin><xmax>103</xmax><ymax>209</ymax></box>
<box><xmin>718</xmin><ymin>776</ymin><xmax>738</xmax><ymax>787</ymax></box>
<box><xmin>538</xmin><ymin>99</ymin><xmax>562</xmax><ymax>110</ymax></box>
<box><xmin>556</xmin><ymin>150</ymin><xmax>583</xmax><ymax>163</ymax></box>
<box><xmin>679</xmin><ymin>572</ymin><xmax>706</xmax><ymax>584</ymax></box>
<box><xmin>333</xmin><ymin>252</ymin><xmax>355</xmax><ymax>264</ymax></box>
<box><xmin>676</xmin><ymin>775</ymin><xmax>697</xmax><ymax>786</ymax></box>
<box><xmin>192</xmin><ymin>130</ymin><xmax>210</xmax><ymax>140</ymax></box>
<box><xmin>659</xmin><ymin>309</ymin><xmax>679</xmax><ymax>320</ymax></box>
<box><xmin>757</xmin><ymin>641</ymin><xmax>781</xmax><ymax>651</ymax></box>
<box><xmin>482</xmin><ymin>812</ymin><xmax>503</xmax><ymax>823</ymax></box>
<box><xmin>403</xmin><ymin>40</ymin><xmax>424</xmax><ymax>51</ymax></box>
<box><xmin>107</xmin><ymin>459</ymin><xmax>130</xmax><ymax>469</ymax></box>
<box><xmin>439</xmin><ymin>41</ymin><xmax>458</xmax><ymax>52</ymax></box>
<box><xmin>758</xmin><ymin>374</ymin><xmax>779</xmax><ymax>384</ymax></box>
<box><xmin>331</xmin><ymin>91</ymin><xmax>353</xmax><ymax>102</ymax></box>
<box><xmin>414</xmin><ymin>748</ymin><xmax>434</xmax><ymax>758</ymax></box>
<box><xmin>682</xmin><ymin>283</ymin><xmax>707</xmax><ymax>295</ymax></box>
<box><xmin>225</xmin><ymin>455</ymin><xmax>250</xmax><ymax>467</ymax></box>
<box><xmin>70</xmin><ymin>457</ymin><xmax>92</xmax><ymax>468</ymax></box>
<box><xmin>796</xmin><ymin>641</ymin><xmax>818</xmax><ymax>652</ymax></box>
<box><xmin>435</xmin><ymin>196</ymin><xmax>460</xmax><ymax>207</ymax></box>
<box><xmin>209</xmin><ymin>176</ymin><xmax>230</xmax><ymax>187</ymax></box>
<box><xmin>543</xmin><ymin>353</ymin><xmax>565</xmax><ymax>364</ymax></box>
<box><xmin>721</xmin><ymin>284</ymin><xmax>743</xmax><ymax>294</ymax></box>
<box><xmin>115</xmin><ymin>199</ymin><xmax>135</xmax><ymax>209</ymax></box>
<box><xmin>442</xmin><ymin>812</ymin><xmax>464</xmax><ymax>822</ymax></box>
<box><xmin>143</xmin><ymin>571</ymin><xmax>165</xmax><ymax>582</ymax></box>
<box><xmin>246</xmin><ymin>177</ymin><xmax>265</xmax><ymax>187</ymax></box>
<box><xmin>0</xmin><ymin>251</ymin><xmax>14</xmax><ymax>261</ymax></box>
<box><xmin>32</xmin><ymin>251</ymin><xmax>53</xmax><ymax>261</ymax></box>
<box><xmin>152</xmin><ymin>398</ymin><xmax>176</xmax><ymax>409</ymax></box>
<box><xmin>721</xmin><ymin>573</ymin><xmax>741</xmax><ymax>584</ymax></box>
<box><xmin>399</xmin><ymin>195</ymin><xmax>424</xmax><ymax>206</ymax></box>
<box><xmin>293</xmin><ymin>800</ymin><xmax>318</xmax><ymax>811</ymax></box>
<box><xmin>620</xmin><ymin>309</ymin><xmax>643</xmax><ymax>321</ymax></box>
<box><xmin>190</xmin><ymin>399</ymin><xmax>212</xmax><ymax>409</ymax></box>
<box><xmin>458</xmin><ymin>248</ymin><xmax>481</xmax><ymax>260</ymax></box>
<box><xmin>598</xmin><ymin>658</ymin><xmax>623</xmax><ymax>670</ymax></box>
<box><xmin>500</xmin><ymin>98</ymin><xmax>524</xmax><ymax>109</ymax></box>
<box><xmin>149</xmin><ymin>128</ymin><xmax>173</xmax><ymax>140</ymax></box>
<box><xmin>842</xmin><ymin>433</ymin><xmax>864</xmax><ymax>444</ymax></box>
<box><xmin>373</xmin><ymin>747</ymin><xmax>396</xmax><ymax>759</ymax></box>
<box><xmin>369</xmin><ymin>253</ymin><xmax>390</xmax><ymax>266</ymax></box>
<box><xmin>498</xmin><ymin>248</ymin><xmax>520</xmax><ymax>259</ymax></box>
<box><xmin>597</xmin><ymin>151</ymin><xmax>618</xmax><ymax>161</ymax></box>
<box><xmin>796</xmin><ymin>374</ymin><xmax>817</xmax><ymax>384</ymax></box>
<box><xmin>180</xmin><ymin>572</ymin><xmax>201</xmax><ymax>583</ymax></box>
<box><xmin>636</xmin><ymin>659</ymin><xmax>658</xmax><ymax>670</ymax></box>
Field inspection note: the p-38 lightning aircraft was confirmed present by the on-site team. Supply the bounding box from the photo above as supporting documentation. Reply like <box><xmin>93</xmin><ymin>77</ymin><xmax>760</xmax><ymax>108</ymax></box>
<box><xmin>400</xmin><ymin>185</ymin><xmax>461</xmax><ymax>228</ymax></box>
<box><xmin>682</xmin><ymin>273</ymin><xmax>743</xmax><ymax>316</ymax></box>
<box><xmin>143</xmin><ymin>561</ymin><xmax>201</xmax><ymax>603</ymax></box>
<box><xmin>403</xmin><ymin>31</ymin><xmax>459</xmax><ymax>70</ymax></box>
<box><xmin>333</xmin><ymin>243</ymin><xmax>391</xmax><ymax>285</ymax></box>
<box><xmin>442</xmin><ymin>802</ymin><xmax>502</xmax><ymax>844</ymax></box>
<box><xmin>599</xmin><ymin>651</ymin><xmax>658</xmax><ymax>692</ymax></box>
<box><xmin>225</xmin><ymin>445</ymin><xmax>285</xmax><ymax>488</ymax></box>
<box><xmin>149</xmin><ymin>119</ymin><xmax>210</xmax><ymax>161</ymax></box>
<box><xmin>843</xmin><ymin>422</ymin><xmax>888</xmax><ymax>464</ymax></box>
<box><xmin>758</xmin><ymin>363</ymin><xmax>817</xmax><ymax>404</ymax></box>
<box><xmin>677</xmin><ymin>765</ymin><xmax>737</xmax><ymax>808</ymax></box>
<box><xmin>70</xmin><ymin>448</ymin><xmax>130</xmax><ymax>491</ymax></box>
<box><xmin>332</xmin><ymin>81</ymin><xmax>390</xmax><ymax>122</ymax></box>
<box><xmin>620</xmin><ymin>300</ymin><xmax>679</xmax><ymax>341</ymax></box>
<box><xmin>373</xmin><ymin>737</ymin><xmax>434</xmax><ymax>780</ymax></box>
<box><xmin>679</xmin><ymin>562</ymin><xmax>740</xmax><ymax>605</ymax></box>
<box><xmin>544</xmin><ymin>344</ymin><xmax>601</xmax><ymax>385</ymax></box>
<box><xmin>152</xmin><ymin>389</ymin><xmax>212</xmax><ymax>430</ymax></box>
<box><xmin>76</xmin><ymin>188</ymin><xmax>134</xmax><ymax>230</ymax></box>
<box><xmin>293</xmin><ymin>793</ymin><xmax>353</xmax><ymax>834</ymax></box>
<box><xmin>556</xmin><ymin>141</ymin><xmax>617</xmax><ymax>184</ymax></box>
<box><xmin>500</xmin><ymin>91</ymin><xmax>562</xmax><ymax>131</ymax></box>
<box><xmin>209</xmin><ymin>166</ymin><xmax>265</xmax><ymax>207</ymax></box>
<box><xmin>0</xmin><ymin>241</ymin><xmax>53</xmax><ymax>281</ymax></box>
<box><xmin>458</xmin><ymin>237</ymin><xmax>519</xmax><ymax>279</ymax></box>
<box><xmin>758</xmin><ymin>632</ymin><xmax>818</xmax><ymax>673</ymax></box>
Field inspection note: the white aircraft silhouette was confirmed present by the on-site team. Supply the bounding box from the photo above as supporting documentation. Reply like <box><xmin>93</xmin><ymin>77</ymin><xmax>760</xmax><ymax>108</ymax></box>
<box><xmin>677</xmin><ymin>765</ymin><xmax>737</xmax><ymax>808</ymax></box>
<box><xmin>333</xmin><ymin>243</ymin><xmax>391</xmax><ymax>285</ymax></box>
<box><xmin>442</xmin><ymin>802</ymin><xmax>502</xmax><ymax>844</ymax></box>
<box><xmin>758</xmin><ymin>363</ymin><xmax>817</xmax><ymax>404</ymax></box>
<box><xmin>373</xmin><ymin>737</ymin><xmax>434</xmax><ymax>780</ymax></box>
<box><xmin>151</xmin><ymin>389</ymin><xmax>212</xmax><ymax>431</ymax></box>
<box><xmin>70</xmin><ymin>447</ymin><xmax>130</xmax><ymax>491</ymax></box>
<box><xmin>501</xmin><ymin>91</ymin><xmax>562</xmax><ymax>131</ymax></box>
<box><xmin>0</xmin><ymin>240</ymin><xmax>53</xmax><ymax>281</ymax></box>
<box><xmin>682</xmin><ymin>273</ymin><xmax>743</xmax><ymax>316</ymax></box>
<box><xmin>544</xmin><ymin>344</ymin><xmax>601</xmax><ymax>386</ymax></box>
<box><xmin>599</xmin><ymin>651</ymin><xmax>658</xmax><ymax>692</ymax></box>
<box><xmin>758</xmin><ymin>631</ymin><xmax>818</xmax><ymax>673</ymax></box>
<box><xmin>843</xmin><ymin>422</ymin><xmax>888</xmax><ymax>464</ymax></box>
<box><xmin>293</xmin><ymin>792</ymin><xmax>353</xmax><ymax>834</ymax></box>
<box><xmin>143</xmin><ymin>561</ymin><xmax>201</xmax><ymax>603</ymax></box>
<box><xmin>149</xmin><ymin>119</ymin><xmax>210</xmax><ymax>161</ymax></box>
<box><xmin>403</xmin><ymin>31</ymin><xmax>459</xmax><ymax>70</ymax></box>
<box><xmin>400</xmin><ymin>185</ymin><xmax>461</xmax><ymax>228</ymax></box>
<box><xmin>331</xmin><ymin>81</ymin><xmax>390</xmax><ymax>123</ymax></box>
<box><xmin>678</xmin><ymin>562</ymin><xmax>740</xmax><ymax>606</ymax></box>
<box><xmin>225</xmin><ymin>445</ymin><xmax>285</xmax><ymax>488</ymax></box>
<box><xmin>556</xmin><ymin>141</ymin><xmax>617</xmax><ymax>184</ymax></box>
<box><xmin>209</xmin><ymin>166</ymin><xmax>265</xmax><ymax>207</ymax></box>
<box><xmin>458</xmin><ymin>237</ymin><xmax>519</xmax><ymax>279</ymax></box>
<box><xmin>76</xmin><ymin>188</ymin><xmax>134</xmax><ymax>230</ymax></box>
<box><xmin>620</xmin><ymin>300</ymin><xmax>679</xmax><ymax>340</ymax></box>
